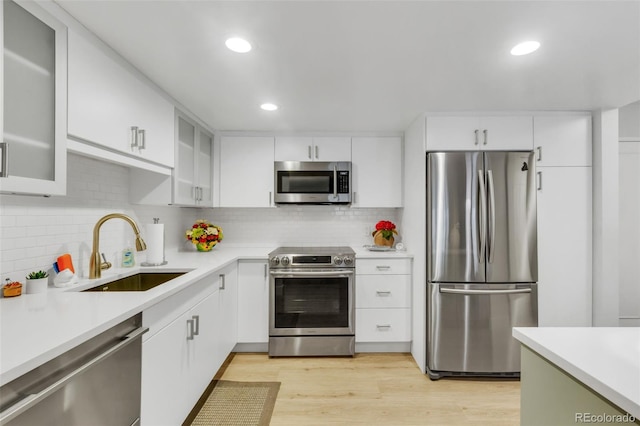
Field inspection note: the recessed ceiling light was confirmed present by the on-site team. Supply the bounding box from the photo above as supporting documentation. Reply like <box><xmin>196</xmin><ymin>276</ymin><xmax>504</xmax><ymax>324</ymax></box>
<box><xmin>260</xmin><ymin>103</ymin><xmax>278</xmax><ymax>111</ymax></box>
<box><xmin>225</xmin><ymin>37</ymin><xmax>252</xmax><ymax>53</ymax></box>
<box><xmin>510</xmin><ymin>41</ymin><xmax>541</xmax><ymax>56</ymax></box>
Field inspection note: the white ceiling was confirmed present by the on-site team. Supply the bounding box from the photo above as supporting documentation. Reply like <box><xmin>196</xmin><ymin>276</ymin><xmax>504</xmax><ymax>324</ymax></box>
<box><xmin>56</xmin><ymin>0</ymin><xmax>640</xmax><ymax>133</ymax></box>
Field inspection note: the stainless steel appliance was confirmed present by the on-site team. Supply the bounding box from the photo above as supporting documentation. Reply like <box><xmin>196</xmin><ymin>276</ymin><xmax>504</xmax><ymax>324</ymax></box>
<box><xmin>269</xmin><ymin>246</ymin><xmax>355</xmax><ymax>356</ymax></box>
<box><xmin>426</xmin><ymin>151</ymin><xmax>538</xmax><ymax>380</ymax></box>
<box><xmin>0</xmin><ymin>314</ymin><xmax>147</xmax><ymax>425</ymax></box>
<box><xmin>274</xmin><ymin>161</ymin><xmax>351</xmax><ymax>205</ymax></box>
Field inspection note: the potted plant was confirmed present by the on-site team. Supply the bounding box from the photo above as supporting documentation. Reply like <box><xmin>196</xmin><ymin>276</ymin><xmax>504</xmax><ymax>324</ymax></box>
<box><xmin>186</xmin><ymin>220</ymin><xmax>224</xmax><ymax>252</ymax></box>
<box><xmin>372</xmin><ymin>220</ymin><xmax>398</xmax><ymax>247</ymax></box>
<box><xmin>25</xmin><ymin>270</ymin><xmax>49</xmax><ymax>294</ymax></box>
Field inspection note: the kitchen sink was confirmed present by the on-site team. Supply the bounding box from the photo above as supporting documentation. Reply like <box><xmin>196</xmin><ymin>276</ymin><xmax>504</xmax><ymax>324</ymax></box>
<box><xmin>83</xmin><ymin>272</ymin><xmax>186</xmax><ymax>292</ymax></box>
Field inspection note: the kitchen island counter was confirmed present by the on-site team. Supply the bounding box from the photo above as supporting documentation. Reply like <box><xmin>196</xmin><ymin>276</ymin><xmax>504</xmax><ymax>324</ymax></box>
<box><xmin>513</xmin><ymin>327</ymin><xmax>640</xmax><ymax>422</ymax></box>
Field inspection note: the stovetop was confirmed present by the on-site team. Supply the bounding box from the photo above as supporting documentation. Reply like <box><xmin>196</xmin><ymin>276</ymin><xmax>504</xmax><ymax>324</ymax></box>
<box><xmin>268</xmin><ymin>246</ymin><xmax>355</xmax><ymax>268</ymax></box>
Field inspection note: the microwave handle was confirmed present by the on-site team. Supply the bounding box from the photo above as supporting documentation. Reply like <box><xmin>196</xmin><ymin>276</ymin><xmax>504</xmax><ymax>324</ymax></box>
<box><xmin>333</xmin><ymin>165</ymin><xmax>338</xmax><ymax>198</ymax></box>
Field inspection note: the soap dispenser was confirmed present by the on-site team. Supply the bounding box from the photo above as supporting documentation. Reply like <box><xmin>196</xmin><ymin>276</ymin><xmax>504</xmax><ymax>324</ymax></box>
<box><xmin>122</xmin><ymin>241</ymin><xmax>135</xmax><ymax>267</ymax></box>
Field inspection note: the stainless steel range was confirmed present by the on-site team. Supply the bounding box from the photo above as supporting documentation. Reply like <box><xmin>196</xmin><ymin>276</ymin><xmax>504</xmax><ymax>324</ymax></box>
<box><xmin>268</xmin><ymin>246</ymin><xmax>355</xmax><ymax>357</ymax></box>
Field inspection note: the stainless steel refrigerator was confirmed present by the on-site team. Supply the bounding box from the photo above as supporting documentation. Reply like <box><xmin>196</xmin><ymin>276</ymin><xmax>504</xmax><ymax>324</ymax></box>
<box><xmin>426</xmin><ymin>151</ymin><xmax>538</xmax><ymax>380</ymax></box>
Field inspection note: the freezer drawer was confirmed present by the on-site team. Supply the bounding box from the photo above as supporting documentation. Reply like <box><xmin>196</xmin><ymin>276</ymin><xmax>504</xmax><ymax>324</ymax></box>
<box><xmin>427</xmin><ymin>283</ymin><xmax>538</xmax><ymax>379</ymax></box>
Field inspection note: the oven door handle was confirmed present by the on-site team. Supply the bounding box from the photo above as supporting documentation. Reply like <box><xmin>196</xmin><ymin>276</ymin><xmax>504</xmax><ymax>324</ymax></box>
<box><xmin>270</xmin><ymin>270</ymin><xmax>354</xmax><ymax>276</ymax></box>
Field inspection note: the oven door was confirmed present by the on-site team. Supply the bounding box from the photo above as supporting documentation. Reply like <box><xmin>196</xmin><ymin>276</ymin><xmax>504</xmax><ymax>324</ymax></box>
<box><xmin>270</xmin><ymin>269</ymin><xmax>355</xmax><ymax>336</ymax></box>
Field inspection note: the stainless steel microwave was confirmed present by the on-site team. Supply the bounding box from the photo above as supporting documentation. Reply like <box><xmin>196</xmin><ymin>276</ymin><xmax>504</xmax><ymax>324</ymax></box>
<box><xmin>274</xmin><ymin>161</ymin><xmax>351</xmax><ymax>205</ymax></box>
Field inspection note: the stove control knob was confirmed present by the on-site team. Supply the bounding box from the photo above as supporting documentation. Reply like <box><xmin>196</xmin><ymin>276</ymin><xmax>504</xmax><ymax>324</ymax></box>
<box><xmin>270</xmin><ymin>257</ymin><xmax>280</xmax><ymax>266</ymax></box>
<box><xmin>343</xmin><ymin>256</ymin><xmax>354</xmax><ymax>266</ymax></box>
<box><xmin>334</xmin><ymin>256</ymin><xmax>343</xmax><ymax>265</ymax></box>
<box><xmin>280</xmin><ymin>256</ymin><xmax>290</xmax><ymax>266</ymax></box>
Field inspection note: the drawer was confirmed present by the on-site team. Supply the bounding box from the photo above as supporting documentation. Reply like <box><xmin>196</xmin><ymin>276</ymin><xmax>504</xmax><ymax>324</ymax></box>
<box><xmin>356</xmin><ymin>275</ymin><xmax>411</xmax><ymax>308</ymax></box>
<box><xmin>355</xmin><ymin>308</ymin><xmax>411</xmax><ymax>342</ymax></box>
<box><xmin>356</xmin><ymin>258</ymin><xmax>411</xmax><ymax>275</ymax></box>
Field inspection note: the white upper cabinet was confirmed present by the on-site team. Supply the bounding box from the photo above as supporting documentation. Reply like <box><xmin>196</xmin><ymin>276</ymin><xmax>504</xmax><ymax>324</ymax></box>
<box><xmin>173</xmin><ymin>112</ymin><xmax>213</xmax><ymax>207</ymax></box>
<box><xmin>351</xmin><ymin>136</ymin><xmax>403</xmax><ymax>207</ymax></box>
<box><xmin>219</xmin><ymin>136</ymin><xmax>275</xmax><ymax>207</ymax></box>
<box><xmin>67</xmin><ymin>31</ymin><xmax>174</xmax><ymax>168</ymax></box>
<box><xmin>275</xmin><ymin>136</ymin><xmax>351</xmax><ymax>161</ymax></box>
<box><xmin>426</xmin><ymin>115</ymin><xmax>533</xmax><ymax>151</ymax></box>
<box><xmin>0</xmin><ymin>0</ymin><xmax>67</xmax><ymax>196</ymax></box>
<box><xmin>533</xmin><ymin>115</ymin><xmax>592</xmax><ymax>166</ymax></box>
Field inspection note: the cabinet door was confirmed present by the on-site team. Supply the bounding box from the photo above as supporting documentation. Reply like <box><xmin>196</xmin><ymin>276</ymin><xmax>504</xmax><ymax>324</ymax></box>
<box><xmin>480</xmin><ymin>116</ymin><xmax>533</xmax><ymax>150</ymax></box>
<box><xmin>537</xmin><ymin>166</ymin><xmax>592</xmax><ymax>326</ymax></box>
<box><xmin>355</xmin><ymin>308</ymin><xmax>411</xmax><ymax>342</ymax></box>
<box><xmin>68</xmin><ymin>31</ymin><xmax>174</xmax><ymax>168</ymax></box>
<box><xmin>215</xmin><ymin>264</ymin><xmax>238</xmax><ymax>359</ymax></box>
<box><xmin>196</xmin><ymin>129</ymin><xmax>214</xmax><ymax>206</ymax></box>
<box><xmin>219</xmin><ymin>136</ymin><xmax>274</xmax><ymax>207</ymax></box>
<box><xmin>1</xmin><ymin>0</ymin><xmax>67</xmax><ymax>195</ymax></box>
<box><xmin>237</xmin><ymin>260</ymin><xmax>269</xmax><ymax>344</ymax></box>
<box><xmin>174</xmin><ymin>114</ymin><xmax>197</xmax><ymax>205</ymax></box>
<box><xmin>313</xmin><ymin>137</ymin><xmax>351</xmax><ymax>161</ymax></box>
<box><xmin>141</xmin><ymin>312</ymin><xmax>190</xmax><ymax>426</ymax></box>
<box><xmin>187</xmin><ymin>290</ymin><xmax>220</xmax><ymax>412</ymax></box>
<box><xmin>356</xmin><ymin>274</ymin><xmax>411</xmax><ymax>308</ymax></box>
<box><xmin>351</xmin><ymin>137</ymin><xmax>402</xmax><ymax>207</ymax></box>
<box><xmin>534</xmin><ymin>115</ymin><xmax>592</xmax><ymax>166</ymax></box>
<box><xmin>275</xmin><ymin>136</ymin><xmax>313</xmax><ymax>161</ymax></box>
<box><xmin>426</xmin><ymin>116</ymin><xmax>480</xmax><ymax>151</ymax></box>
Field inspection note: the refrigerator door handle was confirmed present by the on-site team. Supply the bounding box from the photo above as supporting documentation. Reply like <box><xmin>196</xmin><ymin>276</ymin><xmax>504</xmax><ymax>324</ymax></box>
<box><xmin>487</xmin><ymin>169</ymin><xmax>496</xmax><ymax>264</ymax></box>
<box><xmin>440</xmin><ymin>287</ymin><xmax>532</xmax><ymax>295</ymax></box>
<box><xmin>477</xmin><ymin>170</ymin><xmax>487</xmax><ymax>263</ymax></box>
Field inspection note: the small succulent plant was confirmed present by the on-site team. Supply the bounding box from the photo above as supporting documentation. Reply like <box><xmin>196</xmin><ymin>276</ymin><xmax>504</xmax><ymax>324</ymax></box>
<box><xmin>26</xmin><ymin>270</ymin><xmax>49</xmax><ymax>280</ymax></box>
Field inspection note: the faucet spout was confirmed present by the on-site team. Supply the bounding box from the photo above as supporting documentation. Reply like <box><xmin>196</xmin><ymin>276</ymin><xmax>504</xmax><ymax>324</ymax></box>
<box><xmin>89</xmin><ymin>213</ymin><xmax>147</xmax><ymax>279</ymax></box>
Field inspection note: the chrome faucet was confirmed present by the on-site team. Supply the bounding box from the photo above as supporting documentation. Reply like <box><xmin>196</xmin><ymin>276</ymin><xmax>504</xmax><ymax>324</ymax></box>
<box><xmin>89</xmin><ymin>213</ymin><xmax>147</xmax><ymax>279</ymax></box>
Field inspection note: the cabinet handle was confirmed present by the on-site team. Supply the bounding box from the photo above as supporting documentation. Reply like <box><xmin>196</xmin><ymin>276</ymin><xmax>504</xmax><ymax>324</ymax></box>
<box><xmin>376</xmin><ymin>265</ymin><xmax>391</xmax><ymax>271</ymax></box>
<box><xmin>376</xmin><ymin>324</ymin><xmax>392</xmax><ymax>329</ymax></box>
<box><xmin>315</xmin><ymin>145</ymin><xmax>319</xmax><ymax>159</ymax></box>
<box><xmin>192</xmin><ymin>315</ymin><xmax>200</xmax><ymax>336</ymax></box>
<box><xmin>308</xmin><ymin>145</ymin><xmax>312</xmax><ymax>159</ymax></box>
<box><xmin>483</xmin><ymin>129</ymin><xmax>488</xmax><ymax>145</ymax></box>
<box><xmin>130</xmin><ymin>126</ymin><xmax>139</xmax><ymax>150</ymax></box>
<box><xmin>376</xmin><ymin>290</ymin><xmax>392</xmax><ymax>296</ymax></box>
<box><xmin>536</xmin><ymin>146</ymin><xmax>542</xmax><ymax>162</ymax></box>
<box><xmin>0</xmin><ymin>142</ymin><xmax>8</xmax><ymax>178</ymax></box>
<box><xmin>263</xmin><ymin>264</ymin><xmax>267</xmax><ymax>279</ymax></box>
<box><xmin>219</xmin><ymin>274</ymin><xmax>226</xmax><ymax>290</ymax></box>
<box><xmin>474</xmin><ymin>129</ymin><xmax>479</xmax><ymax>145</ymax></box>
<box><xmin>269</xmin><ymin>191</ymin><xmax>272</xmax><ymax>206</ymax></box>
<box><xmin>537</xmin><ymin>171</ymin><xmax>542</xmax><ymax>190</ymax></box>
<box><xmin>138</xmin><ymin>129</ymin><xmax>146</xmax><ymax>151</ymax></box>
<box><xmin>187</xmin><ymin>319</ymin><xmax>195</xmax><ymax>340</ymax></box>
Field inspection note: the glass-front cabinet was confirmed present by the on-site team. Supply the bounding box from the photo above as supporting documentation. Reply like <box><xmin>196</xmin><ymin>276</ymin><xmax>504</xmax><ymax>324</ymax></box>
<box><xmin>1</xmin><ymin>0</ymin><xmax>67</xmax><ymax>195</ymax></box>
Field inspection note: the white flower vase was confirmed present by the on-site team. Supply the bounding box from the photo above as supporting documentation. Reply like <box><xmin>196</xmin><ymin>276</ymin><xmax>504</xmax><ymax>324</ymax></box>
<box><xmin>25</xmin><ymin>278</ymin><xmax>48</xmax><ymax>294</ymax></box>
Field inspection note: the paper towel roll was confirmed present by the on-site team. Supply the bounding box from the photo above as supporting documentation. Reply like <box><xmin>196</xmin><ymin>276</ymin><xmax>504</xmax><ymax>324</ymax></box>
<box><xmin>145</xmin><ymin>223</ymin><xmax>165</xmax><ymax>265</ymax></box>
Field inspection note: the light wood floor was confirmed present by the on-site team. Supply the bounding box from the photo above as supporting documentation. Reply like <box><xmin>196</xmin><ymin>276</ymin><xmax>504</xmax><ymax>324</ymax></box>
<box><xmin>220</xmin><ymin>353</ymin><xmax>521</xmax><ymax>425</ymax></box>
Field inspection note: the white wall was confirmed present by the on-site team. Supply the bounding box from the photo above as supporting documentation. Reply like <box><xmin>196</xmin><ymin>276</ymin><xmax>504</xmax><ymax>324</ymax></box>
<box><xmin>0</xmin><ymin>153</ymin><xmax>400</xmax><ymax>284</ymax></box>
<box><xmin>591</xmin><ymin>109</ymin><xmax>620</xmax><ymax>326</ymax></box>
<box><xmin>618</xmin><ymin>101</ymin><xmax>640</xmax><ymax>326</ymax></box>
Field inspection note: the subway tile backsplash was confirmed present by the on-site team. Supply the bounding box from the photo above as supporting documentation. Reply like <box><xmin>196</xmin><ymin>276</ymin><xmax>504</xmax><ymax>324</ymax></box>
<box><xmin>1</xmin><ymin>154</ymin><xmax>400</xmax><ymax>284</ymax></box>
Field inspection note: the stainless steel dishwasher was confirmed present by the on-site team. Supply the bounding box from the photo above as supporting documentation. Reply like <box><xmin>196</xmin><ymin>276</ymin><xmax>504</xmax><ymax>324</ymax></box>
<box><xmin>0</xmin><ymin>314</ymin><xmax>147</xmax><ymax>426</ymax></box>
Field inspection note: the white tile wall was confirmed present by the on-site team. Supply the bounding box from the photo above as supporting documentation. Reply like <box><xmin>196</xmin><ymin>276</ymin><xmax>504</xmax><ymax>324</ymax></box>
<box><xmin>0</xmin><ymin>153</ymin><xmax>401</xmax><ymax>285</ymax></box>
<box><xmin>0</xmin><ymin>154</ymin><xmax>185</xmax><ymax>284</ymax></box>
<box><xmin>186</xmin><ymin>205</ymin><xmax>401</xmax><ymax>248</ymax></box>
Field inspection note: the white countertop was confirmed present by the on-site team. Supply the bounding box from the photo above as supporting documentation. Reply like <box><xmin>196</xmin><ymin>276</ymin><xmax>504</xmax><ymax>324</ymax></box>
<box><xmin>513</xmin><ymin>327</ymin><xmax>640</xmax><ymax>418</ymax></box>
<box><xmin>0</xmin><ymin>245</ymin><xmax>412</xmax><ymax>385</ymax></box>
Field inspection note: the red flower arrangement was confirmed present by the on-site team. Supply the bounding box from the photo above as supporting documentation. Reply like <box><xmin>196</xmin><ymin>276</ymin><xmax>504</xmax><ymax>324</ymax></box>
<box><xmin>372</xmin><ymin>220</ymin><xmax>397</xmax><ymax>240</ymax></box>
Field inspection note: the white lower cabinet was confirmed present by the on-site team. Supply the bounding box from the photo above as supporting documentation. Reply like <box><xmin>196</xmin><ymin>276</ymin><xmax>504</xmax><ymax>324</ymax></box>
<box><xmin>141</xmin><ymin>265</ymin><xmax>238</xmax><ymax>425</ymax></box>
<box><xmin>355</xmin><ymin>258</ymin><xmax>412</xmax><ymax>348</ymax></box>
<box><xmin>537</xmin><ymin>166</ymin><xmax>592</xmax><ymax>326</ymax></box>
<box><xmin>236</xmin><ymin>260</ymin><xmax>269</xmax><ymax>346</ymax></box>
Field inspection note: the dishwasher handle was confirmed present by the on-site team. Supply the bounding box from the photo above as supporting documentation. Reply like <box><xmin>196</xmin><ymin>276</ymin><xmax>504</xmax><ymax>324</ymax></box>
<box><xmin>0</xmin><ymin>326</ymin><xmax>148</xmax><ymax>424</ymax></box>
<box><xmin>440</xmin><ymin>287</ymin><xmax>532</xmax><ymax>295</ymax></box>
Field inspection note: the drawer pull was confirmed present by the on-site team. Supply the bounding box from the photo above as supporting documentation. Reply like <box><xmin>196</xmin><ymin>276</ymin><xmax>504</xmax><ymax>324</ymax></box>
<box><xmin>376</xmin><ymin>324</ymin><xmax>392</xmax><ymax>329</ymax></box>
<box><xmin>376</xmin><ymin>266</ymin><xmax>391</xmax><ymax>271</ymax></box>
<box><xmin>376</xmin><ymin>290</ymin><xmax>392</xmax><ymax>296</ymax></box>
